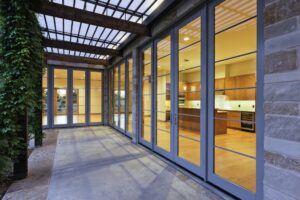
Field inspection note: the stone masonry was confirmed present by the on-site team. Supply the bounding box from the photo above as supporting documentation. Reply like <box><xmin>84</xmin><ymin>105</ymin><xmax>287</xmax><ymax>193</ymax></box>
<box><xmin>264</xmin><ymin>0</ymin><xmax>300</xmax><ymax>199</ymax></box>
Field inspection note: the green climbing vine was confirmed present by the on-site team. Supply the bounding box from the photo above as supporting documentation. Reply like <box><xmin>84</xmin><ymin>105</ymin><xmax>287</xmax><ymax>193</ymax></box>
<box><xmin>0</xmin><ymin>0</ymin><xmax>44</xmax><ymax>177</ymax></box>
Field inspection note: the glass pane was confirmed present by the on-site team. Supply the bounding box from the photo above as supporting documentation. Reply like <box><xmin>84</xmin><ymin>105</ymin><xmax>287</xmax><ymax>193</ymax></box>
<box><xmin>109</xmin><ymin>70</ymin><xmax>114</xmax><ymax>124</ymax></box>
<box><xmin>156</xmin><ymin>35</ymin><xmax>171</xmax><ymax>152</ymax></box>
<box><xmin>54</xmin><ymin>69</ymin><xmax>68</xmax><ymax>125</ymax></box>
<box><xmin>73</xmin><ymin>71</ymin><xmax>86</xmax><ymax>124</ymax></box>
<box><xmin>214</xmin><ymin>148</ymin><xmax>256</xmax><ymax>192</ymax></box>
<box><xmin>127</xmin><ymin>58</ymin><xmax>133</xmax><ymax>134</ymax></box>
<box><xmin>178</xmin><ymin>17</ymin><xmax>201</xmax><ymax>166</ymax></box>
<box><xmin>141</xmin><ymin>47</ymin><xmax>152</xmax><ymax>142</ymax></box>
<box><xmin>214</xmin><ymin>0</ymin><xmax>257</xmax><ymax>192</ymax></box>
<box><xmin>42</xmin><ymin>69</ymin><xmax>48</xmax><ymax>126</ymax></box>
<box><xmin>114</xmin><ymin>67</ymin><xmax>119</xmax><ymax>127</ymax></box>
<box><xmin>120</xmin><ymin>63</ymin><xmax>126</xmax><ymax>130</ymax></box>
<box><xmin>90</xmin><ymin>72</ymin><xmax>102</xmax><ymax>123</ymax></box>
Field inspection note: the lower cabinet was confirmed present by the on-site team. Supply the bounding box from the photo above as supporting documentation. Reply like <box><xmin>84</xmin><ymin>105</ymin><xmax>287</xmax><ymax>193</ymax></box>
<box><xmin>227</xmin><ymin>111</ymin><xmax>241</xmax><ymax>129</ymax></box>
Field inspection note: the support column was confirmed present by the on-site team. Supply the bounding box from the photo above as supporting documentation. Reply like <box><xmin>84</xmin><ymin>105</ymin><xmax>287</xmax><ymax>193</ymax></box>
<box><xmin>132</xmin><ymin>48</ymin><xmax>140</xmax><ymax>144</ymax></box>
<box><xmin>102</xmin><ymin>68</ymin><xmax>109</xmax><ymax>125</ymax></box>
<box><xmin>13</xmin><ymin>111</ymin><xmax>28</xmax><ymax>179</ymax></box>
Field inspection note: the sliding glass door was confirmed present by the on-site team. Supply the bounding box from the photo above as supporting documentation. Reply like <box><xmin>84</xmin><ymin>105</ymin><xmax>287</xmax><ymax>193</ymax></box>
<box><xmin>54</xmin><ymin>69</ymin><xmax>68</xmax><ymax>125</ymax></box>
<box><xmin>208</xmin><ymin>0</ymin><xmax>257</xmax><ymax>199</ymax></box>
<box><xmin>72</xmin><ymin>70</ymin><xmax>86</xmax><ymax>124</ymax></box>
<box><xmin>137</xmin><ymin>0</ymin><xmax>259</xmax><ymax>198</ymax></box>
<box><xmin>154</xmin><ymin>35</ymin><xmax>172</xmax><ymax>156</ymax></box>
<box><xmin>174</xmin><ymin>13</ymin><xmax>205</xmax><ymax>176</ymax></box>
<box><xmin>140</xmin><ymin>46</ymin><xmax>152</xmax><ymax>147</ymax></box>
<box><xmin>49</xmin><ymin>67</ymin><xmax>102</xmax><ymax>127</ymax></box>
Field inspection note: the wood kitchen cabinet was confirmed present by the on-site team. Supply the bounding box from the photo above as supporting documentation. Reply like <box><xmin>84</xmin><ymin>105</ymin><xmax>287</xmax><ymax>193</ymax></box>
<box><xmin>227</xmin><ymin>111</ymin><xmax>241</xmax><ymax>129</ymax></box>
<box><xmin>186</xmin><ymin>82</ymin><xmax>201</xmax><ymax>100</ymax></box>
<box><xmin>215</xmin><ymin>78</ymin><xmax>225</xmax><ymax>90</ymax></box>
<box><xmin>225</xmin><ymin>74</ymin><xmax>256</xmax><ymax>100</ymax></box>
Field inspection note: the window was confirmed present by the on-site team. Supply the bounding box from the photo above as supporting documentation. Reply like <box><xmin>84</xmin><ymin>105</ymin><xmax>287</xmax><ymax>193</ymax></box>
<box><xmin>90</xmin><ymin>72</ymin><xmax>102</xmax><ymax>123</ymax></box>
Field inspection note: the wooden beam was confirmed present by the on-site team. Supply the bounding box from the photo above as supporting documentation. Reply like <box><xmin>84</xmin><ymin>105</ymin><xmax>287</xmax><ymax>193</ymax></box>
<box><xmin>45</xmin><ymin>53</ymin><xmax>110</xmax><ymax>66</ymax></box>
<box><xmin>35</xmin><ymin>1</ymin><xmax>150</xmax><ymax>36</ymax></box>
<box><xmin>43</xmin><ymin>39</ymin><xmax>120</xmax><ymax>56</ymax></box>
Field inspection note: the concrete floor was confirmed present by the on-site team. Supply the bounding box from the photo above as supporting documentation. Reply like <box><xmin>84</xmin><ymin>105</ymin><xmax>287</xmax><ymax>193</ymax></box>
<box><xmin>4</xmin><ymin>126</ymin><xmax>224</xmax><ymax>200</ymax></box>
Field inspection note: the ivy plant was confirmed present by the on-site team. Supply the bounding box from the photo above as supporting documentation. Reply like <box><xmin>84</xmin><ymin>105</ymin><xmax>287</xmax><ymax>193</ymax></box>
<box><xmin>0</xmin><ymin>0</ymin><xmax>44</xmax><ymax>177</ymax></box>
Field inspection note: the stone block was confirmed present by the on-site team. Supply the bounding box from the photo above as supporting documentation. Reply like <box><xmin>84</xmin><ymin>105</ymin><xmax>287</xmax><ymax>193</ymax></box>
<box><xmin>265</xmin><ymin>16</ymin><xmax>299</xmax><ymax>39</ymax></box>
<box><xmin>264</xmin><ymin>163</ymin><xmax>300</xmax><ymax>199</ymax></box>
<box><xmin>265</xmin><ymin>136</ymin><xmax>300</xmax><ymax>159</ymax></box>
<box><xmin>265</xmin><ymin>49</ymin><xmax>298</xmax><ymax>73</ymax></box>
<box><xmin>264</xmin><ymin>80</ymin><xmax>300</xmax><ymax>101</ymax></box>
<box><xmin>265</xmin><ymin>114</ymin><xmax>300</xmax><ymax>142</ymax></box>
<box><xmin>265</xmin><ymin>0</ymin><xmax>300</xmax><ymax>27</ymax></box>
<box><xmin>265</xmin><ymin>31</ymin><xmax>300</xmax><ymax>55</ymax></box>
<box><xmin>264</xmin><ymin>185</ymin><xmax>295</xmax><ymax>200</ymax></box>
<box><xmin>264</xmin><ymin>101</ymin><xmax>300</xmax><ymax>116</ymax></box>
<box><xmin>264</xmin><ymin>151</ymin><xmax>300</xmax><ymax>173</ymax></box>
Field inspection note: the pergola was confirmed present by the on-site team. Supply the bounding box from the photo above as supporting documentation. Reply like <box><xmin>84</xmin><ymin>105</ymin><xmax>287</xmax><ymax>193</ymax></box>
<box><xmin>34</xmin><ymin>0</ymin><xmax>173</xmax><ymax>67</ymax></box>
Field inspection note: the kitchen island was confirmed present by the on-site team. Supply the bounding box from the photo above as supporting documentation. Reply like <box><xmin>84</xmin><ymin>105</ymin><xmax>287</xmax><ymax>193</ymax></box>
<box><xmin>178</xmin><ymin>107</ymin><xmax>227</xmax><ymax>135</ymax></box>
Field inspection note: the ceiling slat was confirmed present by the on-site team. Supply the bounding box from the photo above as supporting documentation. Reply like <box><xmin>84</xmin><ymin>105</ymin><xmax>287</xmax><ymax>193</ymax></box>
<box><xmin>45</xmin><ymin>52</ymin><xmax>110</xmax><ymax>66</ymax></box>
<box><xmin>35</xmin><ymin>1</ymin><xmax>151</xmax><ymax>36</ymax></box>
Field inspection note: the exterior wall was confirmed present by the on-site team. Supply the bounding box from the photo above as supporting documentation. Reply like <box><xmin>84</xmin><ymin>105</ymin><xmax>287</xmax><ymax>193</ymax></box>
<box><xmin>264</xmin><ymin>0</ymin><xmax>300</xmax><ymax>199</ymax></box>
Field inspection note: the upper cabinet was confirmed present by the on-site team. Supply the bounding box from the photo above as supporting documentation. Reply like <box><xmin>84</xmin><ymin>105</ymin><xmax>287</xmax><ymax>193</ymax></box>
<box><xmin>225</xmin><ymin>74</ymin><xmax>256</xmax><ymax>100</ymax></box>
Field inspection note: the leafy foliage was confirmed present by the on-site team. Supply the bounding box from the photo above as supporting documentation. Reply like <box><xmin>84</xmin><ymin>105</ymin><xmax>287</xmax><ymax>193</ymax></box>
<box><xmin>0</xmin><ymin>0</ymin><xmax>44</xmax><ymax>176</ymax></box>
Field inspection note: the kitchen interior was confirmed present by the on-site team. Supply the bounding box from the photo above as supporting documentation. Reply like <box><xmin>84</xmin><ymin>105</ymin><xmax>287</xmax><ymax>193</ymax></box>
<box><xmin>154</xmin><ymin>12</ymin><xmax>257</xmax><ymax>192</ymax></box>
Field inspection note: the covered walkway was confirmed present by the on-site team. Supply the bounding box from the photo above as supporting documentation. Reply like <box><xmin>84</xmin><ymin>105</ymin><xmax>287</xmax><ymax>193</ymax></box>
<box><xmin>4</xmin><ymin>127</ymin><xmax>224</xmax><ymax>200</ymax></box>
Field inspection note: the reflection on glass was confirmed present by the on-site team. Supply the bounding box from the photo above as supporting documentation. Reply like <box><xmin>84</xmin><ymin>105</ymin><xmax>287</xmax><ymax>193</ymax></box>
<box><xmin>42</xmin><ymin>69</ymin><xmax>48</xmax><ymax>126</ymax></box>
<box><xmin>127</xmin><ymin>58</ymin><xmax>133</xmax><ymax>134</ymax></box>
<box><xmin>214</xmin><ymin>0</ymin><xmax>257</xmax><ymax>192</ymax></box>
<box><xmin>90</xmin><ymin>72</ymin><xmax>102</xmax><ymax>123</ymax></box>
<box><xmin>54</xmin><ymin>69</ymin><xmax>68</xmax><ymax>125</ymax></box>
<box><xmin>178</xmin><ymin>17</ymin><xmax>201</xmax><ymax>166</ymax></box>
<box><xmin>141</xmin><ymin>47</ymin><xmax>152</xmax><ymax>142</ymax></box>
<box><xmin>109</xmin><ymin>70</ymin><xmax>114</xmax><ymax>124</ymax></box>
<box><xmin>120</xmin><ymin>63</ymin><xmax>126</xmax><ymax>130</ymax></box>
<box><xmin>73</xmin><ymin>71</ymin><xmax>86</xmax><ymax>124</ymax></box>
<box><xmin>114</xmin><ymin>67</ymin><xmax>119</xmax><ymax>127</ymax></box>
<box><xmin>156</xmin><ymin>35</ymin><xmax>171</xmax><ymax>152</ymax></box>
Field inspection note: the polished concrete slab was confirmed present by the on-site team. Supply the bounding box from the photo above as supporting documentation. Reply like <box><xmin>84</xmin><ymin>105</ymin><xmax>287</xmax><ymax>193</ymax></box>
<box><xmin>47</xmin><ymin>126</ymin><xmax>222</xmax><ymax>200</ymax></box>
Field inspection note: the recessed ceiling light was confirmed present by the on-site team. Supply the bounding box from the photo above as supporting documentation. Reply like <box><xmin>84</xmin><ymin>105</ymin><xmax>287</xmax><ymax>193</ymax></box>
<box><xmin>183</xmin><ymin>37</ymin><xmax>190</xmax><ymax>41</ymax></box>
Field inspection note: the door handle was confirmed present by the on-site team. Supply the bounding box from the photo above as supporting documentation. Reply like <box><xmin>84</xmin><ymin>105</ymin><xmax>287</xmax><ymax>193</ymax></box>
<box><xmin>174</xmin><ymin>114</ymin><xmax>177</xmax><ymax>126</ymax></box>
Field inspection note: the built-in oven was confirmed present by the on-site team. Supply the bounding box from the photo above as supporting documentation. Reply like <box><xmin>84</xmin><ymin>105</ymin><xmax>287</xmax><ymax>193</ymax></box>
<box><xmin>241</xmin><ymin>111</ymin><xmax>255</xmax><ymax>132</ymax></box>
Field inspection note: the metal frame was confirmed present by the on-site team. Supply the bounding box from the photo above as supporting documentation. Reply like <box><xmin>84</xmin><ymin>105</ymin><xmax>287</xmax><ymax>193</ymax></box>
<box><xmin>172</xmin><ymin>8</ymin><xmax>207</xmax><ymax>178</ymax></box>
<box><xmin>138</xmin><ymin>42</ymin><xmax>154</xmax><ymax>149</ymax></box>
<box><xmin>152</xmin><ymin>32</ymin><xmax>173</xmax><ymax>160</ymax></box>
<box><xmin>107</xmin><ymin>0</ymin><xmax>265</xmax><ymax>199</ymax></box>
<box><xmin>44</xmin><ymin>65</ymin><xmax>103</xmax><ymax>129</ymax></box>
<box><xmin>207</xmin><ymin>0</ymin><xmax>261</xmax><ymax>199</ymax></box>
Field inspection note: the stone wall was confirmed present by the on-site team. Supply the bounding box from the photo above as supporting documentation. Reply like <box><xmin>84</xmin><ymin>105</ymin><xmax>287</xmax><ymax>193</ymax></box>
<box><xmin>264</xmin><ymin>0</ymin><xmax>300</xmax><ymax>199</ymax></box>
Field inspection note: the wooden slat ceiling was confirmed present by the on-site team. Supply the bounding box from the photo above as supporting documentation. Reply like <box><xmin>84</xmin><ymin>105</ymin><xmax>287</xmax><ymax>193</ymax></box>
<box><xmin>36</xmin><ymin>0</ymin><xmax>165</xmax><ymax>66</ymax></box>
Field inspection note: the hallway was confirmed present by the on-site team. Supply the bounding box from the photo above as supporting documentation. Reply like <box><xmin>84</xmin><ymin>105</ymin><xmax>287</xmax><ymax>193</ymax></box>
<box><xmin>4</xmin><ymin>127</ymin><xmax>224</xmax><ymax>200</ymax></box>
<box><xmin>47</xmin><ymin>127</ymin><xmax>222</xmax><ymax>200</ymax></box>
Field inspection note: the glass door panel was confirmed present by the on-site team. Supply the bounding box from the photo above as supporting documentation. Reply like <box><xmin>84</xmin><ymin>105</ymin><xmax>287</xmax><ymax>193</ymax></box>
<box><xmin>155</xmin><ymin>35</ymin><xmax>171</xmax><ymax>152</ymax></box>
<box><xmin>127</xmin><ymin>58</ymin><xmax>133</xmax><ymax>134</ymax></box>
<box><xmin>120</xmin><ymin>63</ymin><xmax>126</xmax><ymax>130</ymax></box>
<box><xmin>90</xmin><ymin>72</ymin><xmax>102</xmax><ymax>123</ymax></box>
<box><xmin>141</xmin><ymin>47</ymin><xmax>152</xmax><ymax>143</ymax></box>
<box><xmin>54</xmin><ymin>69</ymin><xmax>68</xmax><ymax>125</ymax></box>
<box><xmin>212</xmin><ymin>0</ymin><xmax>257</xmax><ymax>194</ymax></box>
<box><xmin>109</xmin><ymin>70</ymin><xmax>114</xmax><ymax>124</ymax></box>
<box><xmin>177</xmin><ymin>16</ymin><xmax>202</xmax><ymax>166</ymax></box>
<box><xmin>42</xmin><ymin>69</ymin><xmax>48</xmax><ymax>126</ymax></box>
<box><xmin>73</xmin><ymin>70</ymin><xmax>86</xmax><ymax>124</ymax></box>
<box><xmin>113</xmin><ymin>67</ymin><xmax>119</xmax><ymax>127</ymax></box>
